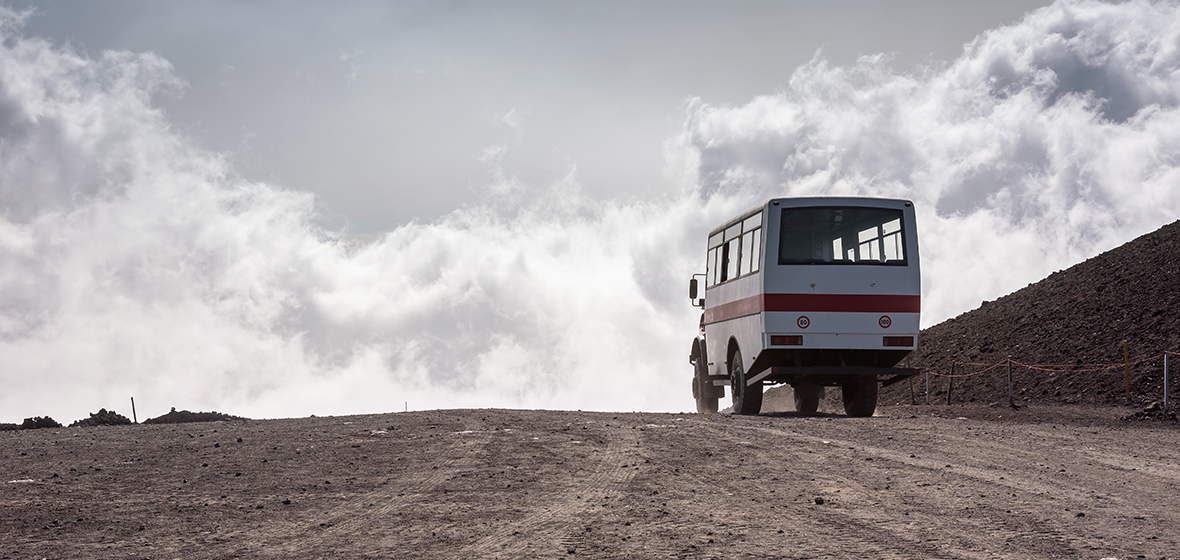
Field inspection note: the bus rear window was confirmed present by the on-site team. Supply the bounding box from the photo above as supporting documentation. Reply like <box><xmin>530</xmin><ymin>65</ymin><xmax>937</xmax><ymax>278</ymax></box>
<box><xmin>778</xmin><ymin>207</ymin><xmax>906</xmax><ymax>265</ymax></box>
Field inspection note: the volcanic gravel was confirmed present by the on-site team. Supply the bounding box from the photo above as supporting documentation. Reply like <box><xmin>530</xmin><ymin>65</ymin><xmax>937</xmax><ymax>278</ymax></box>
<box><xmin>3</xmin><ymin>407</ymin><xmax>1179</xmax><ymax>559</ymax></box>
<box><xmin>881</xmin><ymin>219</ymin><xmax>1180</xmax><ymax>409</ymax></box>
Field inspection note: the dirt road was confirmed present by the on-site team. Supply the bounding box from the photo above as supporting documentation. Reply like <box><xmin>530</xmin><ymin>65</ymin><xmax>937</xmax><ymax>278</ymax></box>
<box><xmin>3</xmin><ymin>405</ymin><xmax>1177</xmax><ymax>559</ymax></box>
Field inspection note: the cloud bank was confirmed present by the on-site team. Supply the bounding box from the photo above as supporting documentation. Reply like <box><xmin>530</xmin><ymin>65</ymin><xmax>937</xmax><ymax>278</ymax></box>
<box><xmin>2</xmin><ymin>1</ymin><xmax>1180</xmax><ymax>420</ymax></box>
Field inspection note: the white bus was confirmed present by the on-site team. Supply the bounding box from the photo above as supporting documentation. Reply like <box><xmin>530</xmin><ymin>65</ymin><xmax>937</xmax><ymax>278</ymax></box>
<box><xmin>688</xmin><ymin>197</ymin><xmax>921</xmax><ymax>416</ymax></box>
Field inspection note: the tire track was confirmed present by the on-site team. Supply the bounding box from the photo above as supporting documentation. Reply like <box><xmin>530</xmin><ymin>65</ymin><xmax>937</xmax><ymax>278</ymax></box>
<box><xmin>258</xmin><ymin>419</ymin><xmax>492</xmax><ymax>556</ymax></box>
<box><xmin>458</xmin><ymin>421</ymin><xmax>640</xmax><ymax>557</ymax></box>
<box><xmin>737</xmin><ymin>421</ymin><xmax>1115</xmax><ymax>558</ymax></box>
<box><xmin>659</xmin><ymin>418</ymin><xmax>978</xmax><ymax>560</ymax></box>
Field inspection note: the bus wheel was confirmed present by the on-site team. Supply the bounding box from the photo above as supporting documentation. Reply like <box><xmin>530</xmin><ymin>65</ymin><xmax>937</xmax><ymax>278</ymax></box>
<box><xmin>841</xmin><ymin>375</ymin><xmax>878</xmax><ymax>417</ymax></box>
<box><xmin>793</xmin><ymin>383</ymin><xmax>824</xmax><ymax>414</ymax></box>
<box><xmin>694</xmin><ymin>368</ymin><xmax>719</xmax><ymax>414</ymax></box>
<box><xmin>695</xmin><ymin>393</ymin><xmax>719</xmax><ymax>414</ymax></box>
<box><xmin>729</xmin><ymin>349</ymin><xmax>762</xmax><ymax>415</ymax></box>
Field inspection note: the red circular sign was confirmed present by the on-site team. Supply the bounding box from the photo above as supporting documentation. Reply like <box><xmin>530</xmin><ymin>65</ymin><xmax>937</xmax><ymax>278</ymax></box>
<box><xmin>879</xmin><ymin>315</ymin><xmax>892</xmax><ymax>329</ymax></box>
<box><xmin>797</xmin><ymin>316</ymin><xmax>810</xmax><ymax>329</ymax></box>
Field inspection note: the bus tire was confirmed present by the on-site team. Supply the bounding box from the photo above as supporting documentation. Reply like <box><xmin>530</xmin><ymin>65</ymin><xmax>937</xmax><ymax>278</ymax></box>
<box><xmin>841</xmin><ymin>375</ymin><xmax>878</xmax><ymax>417</ymax></box>
<box><xmin>793</xmin><ymin>383</ymin><xmax>824</xmax><ymax>414</ymax></box>
<box><xmin>694</xmin><ymin>360</ymin><xmax>719</xmax><ymax>414</ymax></box>
<box><xmin>696</xmin><ymin>393</ymin><xmax>719</xmax><ymax>414</ymax></box>
<box><xmin>729</xmin><ymin>349</ymin><xmax>762</xmax><ymax>415</ymax></box>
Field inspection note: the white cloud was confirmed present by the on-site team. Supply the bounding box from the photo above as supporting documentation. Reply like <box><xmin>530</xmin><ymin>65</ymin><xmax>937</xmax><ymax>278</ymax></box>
<box><xmin>675</xmin><ymin>0</ymin><xmax>1180</xmax><ymax>325</ymax></box>
<box><xmin>2</xmin><ymin>0</ymin><xmax>1179</xmax><ymax>422</ymax></box>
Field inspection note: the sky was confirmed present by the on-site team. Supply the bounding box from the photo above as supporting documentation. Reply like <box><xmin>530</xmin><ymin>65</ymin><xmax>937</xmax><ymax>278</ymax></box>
<box><xmin>15</xmin><ymin>0</ymin><xmax>1054</xmax><ymax>233</ymax></box>
<box><xmin>3</xmin><ymin>0</ymin><xmax>1180</xmax><ymax>422</ymax></box>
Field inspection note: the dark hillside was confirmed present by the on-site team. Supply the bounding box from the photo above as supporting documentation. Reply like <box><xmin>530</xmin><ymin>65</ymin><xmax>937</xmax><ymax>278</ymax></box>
<box><xmin>881</xmin><ymin>220</ymin><xmax>1180</xmax><ymax>407</ymax></box>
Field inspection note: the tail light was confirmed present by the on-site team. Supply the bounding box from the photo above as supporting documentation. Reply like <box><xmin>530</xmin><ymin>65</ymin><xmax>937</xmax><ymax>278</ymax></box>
<box><xmin>770</xmin><ymin>335</ymin><xmax>803</xmax><ymax>346</ymax></box>
<box><xmin>883</xmin><ymin>336</ymin><xmax>914</xmax><ymax>347</ymax></box>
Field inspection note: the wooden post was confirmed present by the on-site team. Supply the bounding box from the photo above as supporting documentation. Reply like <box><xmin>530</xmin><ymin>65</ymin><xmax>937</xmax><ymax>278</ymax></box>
<box><xmin>925</xmin><ymin>370</ymin><xmax>930</xmax><ymax>405</ymax></box>
<box><xmin>130</xmin><ymin>397</ymin><xmax>137</xmax><ymax>424</ymax></box>
<box><xmin>946</xmin><ymin>375</ymin><xmax>954</xmax><ymax>405</ymax></box>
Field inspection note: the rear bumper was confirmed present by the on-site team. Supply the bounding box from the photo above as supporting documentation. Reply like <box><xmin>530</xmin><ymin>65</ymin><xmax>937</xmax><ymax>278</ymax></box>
<box><xmin>745</xmin><ymin>365</ymin><xmax>919</xmax><ymax>388</ymax></box>
<box><xmin>746</xmin><ymin>348</ymin><xmax>916</xmax><ymax>387</ymax></box>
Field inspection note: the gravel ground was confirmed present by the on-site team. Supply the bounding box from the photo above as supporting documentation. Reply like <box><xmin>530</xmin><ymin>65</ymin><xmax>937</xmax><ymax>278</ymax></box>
<box><xmin>3</xmin><ymin>405</ymin><xmax>1178</xmax><ymax>559</ymax></box>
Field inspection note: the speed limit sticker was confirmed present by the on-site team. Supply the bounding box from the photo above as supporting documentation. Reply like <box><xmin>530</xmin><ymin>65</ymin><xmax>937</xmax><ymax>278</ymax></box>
<box><xmin>797</xmin><ymin>316</ymin><xmax>810</xmax><ymax>329</ymax></box>
<box><xmin>879</xmin><ymin>315</ymin><xmax>892</xmax><ymax>329</ymax></box>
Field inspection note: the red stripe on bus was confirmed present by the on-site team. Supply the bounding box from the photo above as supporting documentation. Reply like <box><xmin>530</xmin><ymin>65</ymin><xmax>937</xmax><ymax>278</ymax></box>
<box><xmin>704</xmin><ymin>293</ymin><xmax>920</xmax><ymax>324</ymax></box>
<box><xmin>764</xmin><ymin>293</ymin><xmax>921</xmax><ymax>313</ymax></box>
<box><xmin>703</xmin><ymin>295</ymin><xmax>762</xmax><ymax>324</ymax></box>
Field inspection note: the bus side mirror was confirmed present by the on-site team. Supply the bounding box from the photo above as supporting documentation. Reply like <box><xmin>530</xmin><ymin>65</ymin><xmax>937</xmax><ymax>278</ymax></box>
<box><xmin>689</xmin><ymin>278</ymin><xmax>699</xmax><ymax>300</ymax></box>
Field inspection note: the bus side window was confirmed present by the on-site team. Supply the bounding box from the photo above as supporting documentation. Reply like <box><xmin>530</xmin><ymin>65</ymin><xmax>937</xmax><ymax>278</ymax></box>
<box><xmin>726</xmin><ymin>237</ymin><xmax>740</xmax><ymax>281</ymax></box>
<box><xmin>719</xmin><ymin>243</ymin><xmax>730</xmax><ymax>282</ymax></box>
<box><xmin>750</xmin><ymin>228</ymin><xmax>761</xmax><ymax>273</ymax></box>
<box><xmin>707</xmin><ymin>247</ymin><xmax>718</xmax><ymax>286</ymax></box>
<box><xmin>740</xmin><ymin>230</ymin><xmax>754</xmax><ymax>276</ymax></box>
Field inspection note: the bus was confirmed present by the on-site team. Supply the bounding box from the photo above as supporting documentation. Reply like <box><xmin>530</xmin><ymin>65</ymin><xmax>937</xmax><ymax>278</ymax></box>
<box><xmin>688</xmin><ymin>197</ymin><xmax>921</xmax><ymax>416</ymax></box>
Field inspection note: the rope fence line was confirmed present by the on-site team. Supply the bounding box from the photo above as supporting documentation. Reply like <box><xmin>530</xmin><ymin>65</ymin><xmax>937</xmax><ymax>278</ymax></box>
<box><xmin>912</xmin><ymin>347</ymin><xmax>1176</xmax><ymax>414</ymax></box>
<box><xmin>926</xmin><ymin>361</ymin><xmax>1006</xmax><ymax>378</ymax></box>
<box><xmin>925</xmin><ymin>353</ymin><xmax>1165</xmax><ymax>377</ymax></box>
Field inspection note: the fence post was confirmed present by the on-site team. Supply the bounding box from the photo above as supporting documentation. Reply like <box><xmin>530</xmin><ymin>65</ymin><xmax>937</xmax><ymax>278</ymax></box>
<box><xmin>1165</xmin><ymin>353</ymin><xmax>1170</xmax><ymax>416</ymax></box>
<box><xmin>925</xmin><ymin>370</ymin><xmax>930</xmax><ymax>405</ymax></box>
<box><xmin>1007</xmin><ymin>356</ymin><xmax>1013</xmax><ymax>406</ymax></box>
<box><xmin>947</xmin><ymin>375</ymin><xmax>954</xmax><ymax>405</ymax></box>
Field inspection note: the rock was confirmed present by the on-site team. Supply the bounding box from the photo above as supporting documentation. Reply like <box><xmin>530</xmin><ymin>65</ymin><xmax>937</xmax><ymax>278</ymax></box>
<box><xmin>814</xmin><ymin>497</ymin><xmax>825</xmax><ymax>505</ymax></box>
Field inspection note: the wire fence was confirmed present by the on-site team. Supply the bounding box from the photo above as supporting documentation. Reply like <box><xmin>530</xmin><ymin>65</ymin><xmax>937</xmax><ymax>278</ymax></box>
<box><xmin>913</xmin><ymin>349</ymin><xmax>1176</xmax><ymax>414</ymax></box>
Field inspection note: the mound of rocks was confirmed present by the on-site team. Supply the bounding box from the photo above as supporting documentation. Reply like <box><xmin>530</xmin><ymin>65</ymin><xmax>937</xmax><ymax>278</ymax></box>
<box><xmin>1123</xmin><ymin>401</ymin><xmax>1178</xmax><ymax>422</ymax></box>
<box><xmin>21</xmin><ymin>416</ymin><xmax>62</xmax><ymax>429</ymax></box>
<box><xmin>70</xmin><ymin>408</ymin><xmax>133</xmax><ymax>427</ymax></box>
<box><xmin>143</xmin><ymin>407</ymin><xmax>247</xmax><ymax>424</ymax></box>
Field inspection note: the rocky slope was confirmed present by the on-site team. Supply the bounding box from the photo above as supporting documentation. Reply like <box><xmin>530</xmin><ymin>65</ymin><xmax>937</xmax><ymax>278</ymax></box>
<box><xmin>881</xmin><ymin>220</ymin><xmax>1180</xmax><ymax>407</ymax></box>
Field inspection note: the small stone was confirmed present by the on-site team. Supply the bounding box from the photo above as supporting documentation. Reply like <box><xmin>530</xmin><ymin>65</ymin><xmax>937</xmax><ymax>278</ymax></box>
<box><xmin>1076</xmin><ymin>512</ymin><xmax>1085</xmax><ymax>517</ymax></box>
<box><xmin>814</xmin><ymin>497</ymin><xmax>825</xmax><ymax>505</ymax></box>
<box><xmin>282</xmin><ymin>499</ymin><xmax>291</xmax><ymax>505</ymax></box>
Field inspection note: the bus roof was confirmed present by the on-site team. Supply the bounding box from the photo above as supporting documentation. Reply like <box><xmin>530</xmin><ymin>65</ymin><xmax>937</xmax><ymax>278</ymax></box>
<box><xmin>707</xmin><ymin>196</ymin><xmax>914</xmax><ymax>237</ymax></box>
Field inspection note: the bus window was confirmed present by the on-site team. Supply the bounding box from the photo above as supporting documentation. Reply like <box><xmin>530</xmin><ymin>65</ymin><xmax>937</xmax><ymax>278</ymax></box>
<box><xmin>779</xmin><ymin>207</ymin><xmax>906</xmax><ymax>265</ymax></box>
<box><xmin>725</xmin><ymin>237</ymin><xmax>740</xmax><ymax>281</ymax></box>
<box><xmin>740</xmin><ymin>211</ymin><xmax>762</xmax><ymax>276</ymax></box>
<box><xmin>707</xmin><ymin>247</ymin><xmax>718</xmax><ymax>287</ymax></box>
<box><xmin>740</xmin><ymin>230</ymin><xmax>754</xmax><ymax>275</ymax></box>
<box><xmin>719</xmin><ymin>243</ymin><xmax>730</xmax><ymax>282</ymax></box>
<box><xmin>750</xmin><ymin>230</ymin><xmax>761</xmax><ymax>273</ymax></box>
